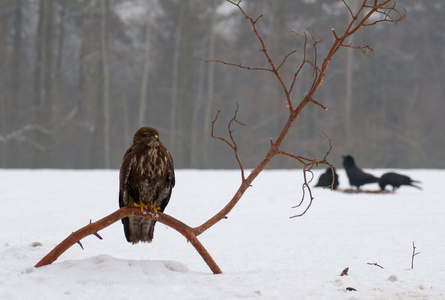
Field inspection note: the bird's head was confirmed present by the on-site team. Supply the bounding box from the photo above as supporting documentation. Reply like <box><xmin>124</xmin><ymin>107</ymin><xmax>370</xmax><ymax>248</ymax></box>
<box><xmin>342</xmin><ymin>155</ymin><xmax>356</xmax><ymax>169</ymax></box>
<box><xmin>133</xmin><ymin>127</ymin><xmax>160</xmax><ymax>145</ymax></box>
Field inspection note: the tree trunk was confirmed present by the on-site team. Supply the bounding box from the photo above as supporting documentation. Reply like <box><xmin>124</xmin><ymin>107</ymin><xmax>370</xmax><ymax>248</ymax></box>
<box><xmin>169</xmin><ymin>1</ymin><xmax>186</xmax><ymax>155</ymax></box>
<box><xmin>191</xmin><ymin>37</ymin><xmax>206</xmax><ymax>167</ymax></box>
<box><xmin>101</xmin><ymin>0</ymin><xmax>111</xmax><ymax>168</ymax></box>
<box><xmin>202</xmin><ymin>1</ymin><xmax>218</xmax><ymax>168</ymax></box>
<box><xmin>137</xmin><ymin>0</ymin><xmax>155</xmax><ymax>128</ymax></box>
<box><xmin>11</xmin><ymin>0</ymin><xmax>23</xmax><ymax>115</ymax></box>
<box><xmin>32</xmin><ymin>0</ymin><xmax>55</xmax><ymax>167</ymax></box>
<box><xmin>178</xmin><ymin>1</ymin><xmax>195</xmax><ymax>167</ymax></box>
<box><xmin>0</xmin><ymin>7</ymin><xmax>7</xmax><ymax>166</ymax></box>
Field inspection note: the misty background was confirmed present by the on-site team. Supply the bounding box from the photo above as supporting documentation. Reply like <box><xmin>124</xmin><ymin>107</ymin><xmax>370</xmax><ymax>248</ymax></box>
<box><xmin>0</xmin><ymin>0</ymin><xmax>443</xmax><ymax>169</ymax></box>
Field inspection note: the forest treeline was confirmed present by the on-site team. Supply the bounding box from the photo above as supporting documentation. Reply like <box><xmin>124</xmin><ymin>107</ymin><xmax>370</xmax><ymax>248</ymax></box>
<box><xmin>0</xmin><ymin>0</ymin><xmax>443</xmax><ymax>169</ymax></box>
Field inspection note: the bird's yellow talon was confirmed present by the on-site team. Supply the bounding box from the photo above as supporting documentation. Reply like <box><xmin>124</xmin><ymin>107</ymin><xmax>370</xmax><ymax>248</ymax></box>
<box><xmin>149</xmin><ymin>200</ymin><xmax>160</xmax><ymax>213</ymax></box>
<box><xmin>134</xmin><ymin>196</ymin><xmax>148</xmax><ymax>212</ymax></box>
<box><xmin>133</xmin><ymin>197</ymin><xmax>160</xmax><ymax>213</ymax></box>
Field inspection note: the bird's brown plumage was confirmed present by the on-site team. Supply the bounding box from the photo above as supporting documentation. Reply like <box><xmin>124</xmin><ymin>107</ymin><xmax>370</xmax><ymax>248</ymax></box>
<box><xmin>119</xmin><ymin>127</ymin><xmax>175</xmax><ymax>244</ymax></box>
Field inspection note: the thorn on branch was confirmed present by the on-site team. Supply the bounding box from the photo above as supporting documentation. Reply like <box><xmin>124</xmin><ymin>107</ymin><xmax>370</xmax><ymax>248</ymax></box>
<box><xmin>77</xmin><ymin>240</ymin><xmax>84</xmax><ymax>250</ymax></box>
<box><xmin>88</xmin><ymin>219</ymin><xmax>103</xmax><ymax>240</ymax></box>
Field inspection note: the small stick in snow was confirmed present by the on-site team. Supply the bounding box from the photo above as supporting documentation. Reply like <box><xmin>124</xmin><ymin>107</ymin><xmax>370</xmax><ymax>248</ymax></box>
<box><xmin>367</xmin><ymin>262</ymin><xmax>384</xmax><ymax>269</ymax></box>
<box><xmin>411</xmin><ymin>242</ymin><xmax>420</xmax><ymax>269</ymax></box>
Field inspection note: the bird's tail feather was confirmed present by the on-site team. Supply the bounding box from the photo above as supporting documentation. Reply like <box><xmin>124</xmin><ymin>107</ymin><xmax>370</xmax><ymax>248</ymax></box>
<box><xmin>124</xmin><ymin>216</ymin><xmax>156</xmax><ymax>244</ymax></box>
<box><xmin>410</xmin><ymin>183</ymin><xmax>422</xmax><ymax>190</ymax></box>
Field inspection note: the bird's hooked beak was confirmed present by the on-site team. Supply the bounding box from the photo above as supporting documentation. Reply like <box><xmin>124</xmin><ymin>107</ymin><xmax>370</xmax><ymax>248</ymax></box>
<box><xmin>154</xmin><ymin>135</ymin><xmax>159</xmax><ymax>142</ymax></box>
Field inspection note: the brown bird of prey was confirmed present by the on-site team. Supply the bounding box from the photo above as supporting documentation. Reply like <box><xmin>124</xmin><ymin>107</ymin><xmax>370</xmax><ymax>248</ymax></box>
<box><xmin>119</xmin><ymin>127</ymin><xmax>175</xmax><ymax>244</ymax></box>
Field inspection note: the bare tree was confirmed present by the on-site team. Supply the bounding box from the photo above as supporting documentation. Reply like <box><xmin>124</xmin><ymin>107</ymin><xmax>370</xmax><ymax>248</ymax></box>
<box><xmin>0</xmin><ymin>4</ymin><xmax>8</xmax><ymax>165</ymax></box>
<box><xmin>344</xmin><ymin>0</ymin><xmax>359</xmax><ymax>150</ymax></box>
<box><xmin>101</xmin><ymin>0</ymin><xmax>111</xmax><ymax>168</ymax></box>
<box><xmin>137</xmin><ymin>0</ymin><xmax>155</xmax><ymax>129</ymax></box>
<box><xmin>169</xmin><ymin>1</ymin><xmax>187</xmax><ymax>156</ymax></box>
<box><xmin>35</xmin><ymin>0</ymin><xmax>406</xmax><ymax>274</ymax></box>
<box><xmin>202</xmin><ymin>0</ymin><xmax>220</xmax><ymax>168</ymax></box>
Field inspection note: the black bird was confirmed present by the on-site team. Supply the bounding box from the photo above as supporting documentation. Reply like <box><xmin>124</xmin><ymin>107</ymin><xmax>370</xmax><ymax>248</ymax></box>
<box><xmin>315</xmin><ymin>167</ymin><xmax>339</xmax><ymax>190</ymax></box>
<box><xmin>342</xmin><ymin>155</ymin><xmax>380</xmax><ymax>190</ymax></box>
<box><xmin>379</xmin><ymin>172</ymin><xmax>421</xmax><ymax>191</ymax></box>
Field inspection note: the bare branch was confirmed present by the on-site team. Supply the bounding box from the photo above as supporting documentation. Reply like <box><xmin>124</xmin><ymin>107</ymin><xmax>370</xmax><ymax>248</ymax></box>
<box><xmin>202</xmin><ymin>59</ymin><xmax>271</xmax><ymax>72</ymax></box>
<box><xmin>0</xmin><ymin>124</ymin><xmax>50</xmax><ymax>151</ymax></box>
<box><xmin>200</xmin><ymin>0</ymin><xmax>407</xmax><ymax>226</ymax></box>
<box><xmin>276</xmin><ymin>49</ymin><xmax>298</xmax><ymax>71</ymax></box>
<box><xmin>211</xmin><ymin>103</ymin><xmax>246</xmax><ymax>182</ymax></box>
<box><xmin>212</xmin><ymin>0</ymin><xmax>294</xmax><ymax>113</ymax></box>
<box><xmin>35</xmin><ymin>207</ymin><xmax>222</xmax><ymax>275</ymax></box>
<box><xmin>339</xmin><ymin>0</ymin><xmax>357</xmax><ymax>20</ymax></box>
<box><xmin>309</xmin><ymin>97</ymin><xmax>328</xmax><ymax>111</ymax></box>
<box><xmin>317</xmin><ymin>125</ymin><xmax>333</xmax><ymax>162</ymax></box>
<box><xmin>351</xmin><ymin>1</ymin><xmax>407</xmax><ymax>35</ymax></box>
<box><xmin>272</xmin><ymin>127</ymin><xmax>334</xmax><ymax>217</ymax></box>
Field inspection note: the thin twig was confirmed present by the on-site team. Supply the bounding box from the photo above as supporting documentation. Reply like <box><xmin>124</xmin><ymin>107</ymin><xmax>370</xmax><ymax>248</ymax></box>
<box><xmin>222</xmin><ymin>0</ymin><xmax>294</xmax><ymax>112</ymax></box>
<box><xmin>202</xmin><ymin>59</ymin><xmax>270</xmax><ymax>72</ymax></box>
<box><xmin>367</xmin><ymin>262</ymin><xmax>384</xmax><ymax>269</ymax></box>
<box><xmin>274</xmin><ymin>126</ymin><xmax>334</xmax><ymax>217</ymax></box>
<box><xmin>211</xmin><ymin>103</ymin><xmax>246</xmax><ymax>182</ymax></box>
<box><xmin>411</xmin><ymin>242</ymin><xmax>420</xmax><ymax>269</ymax></box>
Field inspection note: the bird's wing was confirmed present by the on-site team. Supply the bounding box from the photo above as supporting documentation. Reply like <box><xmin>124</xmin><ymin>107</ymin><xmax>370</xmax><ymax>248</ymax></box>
<box><xmin>157</xmin><ymin>147</ymin><xmax>175</xmax><ymax>212</ymax></box>
<box><xmin>119</xmin><ymin>147</ymin><xmax>136</xmax><ymax>208</ymax></box>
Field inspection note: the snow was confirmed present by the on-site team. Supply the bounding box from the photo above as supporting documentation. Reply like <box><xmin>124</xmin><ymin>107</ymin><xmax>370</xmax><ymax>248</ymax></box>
<box><xmin>1</xmin><ymin>168</ymin><xmax>444</xmax><ymax>299</ymax></box>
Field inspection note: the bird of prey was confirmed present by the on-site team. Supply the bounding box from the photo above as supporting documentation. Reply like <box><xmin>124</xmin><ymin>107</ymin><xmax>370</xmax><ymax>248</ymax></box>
<box><xmin>315</xmin><ymin>167</ymin><xmax>339</xmax><ymax>190</ymax></box>
<box><xmin>342</xmin><ymin>155</ymin><xmax>380</xmax><ymax>190</ymax></box>
<box><xmin>379</xmin><ymin>172</ymin><xmax>421</xmax><ymax>191</ymax></box>
<box><xmin>119</xmin><ymin>127</ymin><xmax>175</xmax><ymax>244</ymax></box>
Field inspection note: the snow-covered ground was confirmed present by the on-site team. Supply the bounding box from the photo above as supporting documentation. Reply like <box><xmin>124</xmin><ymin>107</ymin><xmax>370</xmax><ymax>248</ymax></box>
<box><xmin>0</xmin><ymin>168</ymin><xmax>444</xmax><ymax>299</ymax></box>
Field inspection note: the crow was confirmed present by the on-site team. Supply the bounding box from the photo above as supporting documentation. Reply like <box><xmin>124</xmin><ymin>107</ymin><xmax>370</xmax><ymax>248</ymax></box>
<box><xmin>342</xmin><ymin>155</ymin><xmax>380</xmax><ymax>190</ymax></box>
<box><xmin>315</xmin><ymin>167</ymin><xmax>339</xmax><ymax>190</ymax></box>
<box><xmin>379</xmin><ymin>172</ymin><xmax>421</xmax><ymax>191</ymax></box>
